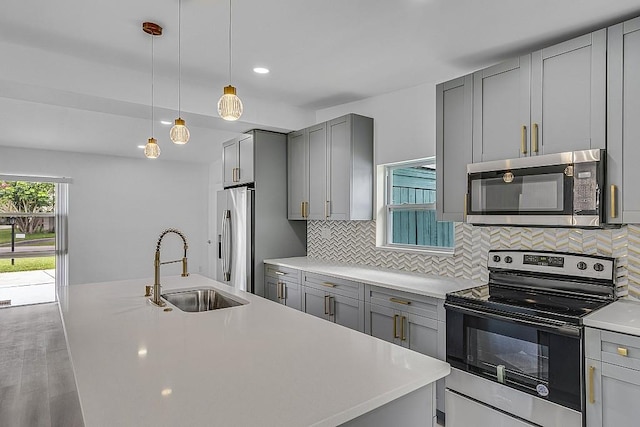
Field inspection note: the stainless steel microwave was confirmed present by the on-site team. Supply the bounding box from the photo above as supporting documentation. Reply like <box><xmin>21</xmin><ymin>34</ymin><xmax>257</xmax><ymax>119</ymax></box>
<box><xmin>466</xmin><ymin>149</ymin><xmax>605</xmax><ymax>227</ymax></box>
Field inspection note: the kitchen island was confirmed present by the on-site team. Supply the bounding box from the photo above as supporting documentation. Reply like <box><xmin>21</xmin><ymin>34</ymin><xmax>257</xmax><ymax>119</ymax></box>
<box><xmin>59</xmin><ymin>274</ymin><xmax>449</xmax><ymax>426</ymax></box>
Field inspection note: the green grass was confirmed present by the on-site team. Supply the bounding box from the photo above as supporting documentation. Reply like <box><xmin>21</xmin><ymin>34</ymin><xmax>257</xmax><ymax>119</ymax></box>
<box><xmin>0</xmin><ymin>257</ymin><xmax>55</xmax><ymax>273</ymax></box>
<box><xmin>0</xmin><ymin>228</ymin><xmax>55</xmax><ymax>245</ymax></box>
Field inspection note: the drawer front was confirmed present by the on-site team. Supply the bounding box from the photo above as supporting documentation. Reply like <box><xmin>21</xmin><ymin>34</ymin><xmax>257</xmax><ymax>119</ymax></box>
<box><xmin>264</xmin><ymin>264</ymin><xmax>301</xmax><ymax>282</ymax></box>
<box><xmin>303</xmin><ymin>272</ymin><xmax>363</xmax><ymax>299</ymax></box>
<box><xmin>367</xmin><ymin>285</ymin><xmax>441</xmax><ymax>321</ymax></box>
<box><xmin>600</xmin><ymin>330</ymin><xmax>640</xmax><ymax>371</ymax></box>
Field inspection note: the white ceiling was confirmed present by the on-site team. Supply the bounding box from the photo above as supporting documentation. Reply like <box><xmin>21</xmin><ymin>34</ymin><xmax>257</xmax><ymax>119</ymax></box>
<box><xmin>1</xmin><ymin>0</ymin><xmax>639</xmax><ymax>163</ymax></box>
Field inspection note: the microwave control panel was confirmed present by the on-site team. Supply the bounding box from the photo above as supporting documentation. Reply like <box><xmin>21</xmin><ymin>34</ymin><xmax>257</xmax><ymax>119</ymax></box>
<box><xmin>573</xmin><ymin>162</ymin><xmax>598</xmax><ymax>213</ymax></box>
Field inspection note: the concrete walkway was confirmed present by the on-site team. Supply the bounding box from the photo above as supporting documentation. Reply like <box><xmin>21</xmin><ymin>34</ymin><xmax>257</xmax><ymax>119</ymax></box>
<box><xmin>0</xmin><ymin>270</ymin><xmax>55</xmax><ymax>307</ymax></box>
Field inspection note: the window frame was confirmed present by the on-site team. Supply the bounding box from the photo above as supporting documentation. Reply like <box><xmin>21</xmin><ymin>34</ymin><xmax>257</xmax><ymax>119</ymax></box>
<box><xmin>378</xmin><ymin>158</ymin><xmax>454</xmax><ymax>256</ymax></box>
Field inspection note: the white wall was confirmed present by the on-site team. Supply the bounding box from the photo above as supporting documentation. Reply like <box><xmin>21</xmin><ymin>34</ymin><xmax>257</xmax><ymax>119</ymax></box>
<box><xmin>0</xmin><ymin>146</ymin><xmax>209</xmax><ymax>285</ymax></box>
<box><xmin>315</xmin><ymin>82</ymin><xmax>437</xmax><ymax>165</ymax></box>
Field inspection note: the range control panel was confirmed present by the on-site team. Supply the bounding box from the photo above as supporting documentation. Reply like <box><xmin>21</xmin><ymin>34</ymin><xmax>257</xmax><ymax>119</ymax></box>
<box><xmin>488</xmin><ymin>250</ymin><xmax>615</xmax><ymax>282</ymax></box>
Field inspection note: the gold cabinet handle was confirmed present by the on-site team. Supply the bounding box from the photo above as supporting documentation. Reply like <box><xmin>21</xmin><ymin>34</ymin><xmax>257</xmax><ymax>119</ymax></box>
<box><xmin>300</xmin><ymin>202</ymin><xmax>305</xmax><ymax>218</ymax></box>
<box><xmin>302</xmin><ymin>201</ymin><xmax>308</xmax><ymax>219</ymax></box>
<box><xmin>325</xmin><ymin>201</ymin><xmax>330</xmax><ymax>219</ymax></box>
<box><xmin>611</xmin><ymin>185</ymin><xmax>618</xmax><ymax>219</ymax></box>
<box><xmin>521</xmin><ymin>125</ymin><xmax>527</xmax><ymax>154</ymax></box>
<box><xmin>324</xmin><ymin>295</ymin><xmax>329</xmax><ymax>315</ymax></box>
<box><xmin>393</xmin><ymin>315</ymin><xmax>399</xmax><ymax>339</ymax></box>
<box><xmin>401</xmin><ymin>316</ymin><xmax>407</xmax><ymax>341</ymax></box>
<box><xmin>236</xmin><ymin>167</ymin><xmax>240</xmax><ymax>182</ymax></box>
<box><xmin>276</xmin><ymin>281</ymin><xmax>282</xmax><ymax>299</ymax></box>
<box><xmin>617</xmin><ymin>347</ymin><xmax>628</xmax><ymax>357</ymax></box>
<box><xmin>328</xmin><ymin>296</ymin><xmax>334</xmax><ymax>316</ymax></box>
<box><xmin>281</xmin><ymin>283</ymin><xmax>286</xmax><ymax>301</ymax></box>
<box><xmin>588</xmin><ymin>365</ymin><xmax>595</xmax><ymax>404</ymax></box>
<box><xmin>321</xmin><ymin>282</ymin><xmax>336</xmax><ymax>288</ymax></box>
<box><xmin>390</xmin><ymin>297</ymin><xmax>411</xmax><ymax>305</ymax></box>
<box><xmin>532</xmin><ymin>123</ymin><xmax>539</xmax><ymax>153</ymax></box>
<box><xmin>274</xmin><ymin>271</ymin><xmax>286</xmax><ymax>276</ymax></box>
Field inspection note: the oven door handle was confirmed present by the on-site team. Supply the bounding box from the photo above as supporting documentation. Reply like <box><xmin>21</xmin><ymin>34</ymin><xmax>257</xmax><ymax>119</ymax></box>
<box><xmin>444</xmin><ymin>301</ymin><xmax>582</xmax><ymax>338</ymax></box>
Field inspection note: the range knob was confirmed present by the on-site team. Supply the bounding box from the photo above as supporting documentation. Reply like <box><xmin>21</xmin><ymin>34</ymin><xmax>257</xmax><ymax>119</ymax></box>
<box><xmin>504</xmin><ymin>256</ymin><xmax>513</xmax><ymax>264</ymax></box>
<box><xmin>577</xmin><ymin>262</ymin><xmax>587</xmax><ymax>271</ymax></box>
<box><xmin>493</xmin><ymin>255</ymin><xmax>501</xmax><ymax>263</ymax></box>
<box><xmin>594</xmin><ymin>263</ymin><xmax>605</xmax><ymax>272</ymax></box>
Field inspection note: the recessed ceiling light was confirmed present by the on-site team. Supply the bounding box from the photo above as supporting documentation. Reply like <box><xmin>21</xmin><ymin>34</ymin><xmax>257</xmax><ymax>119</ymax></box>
<box><xmin>160</xmin><ymin>120</ymin><xmax>172</xmax><ymax>125</ymax></box>
<box><xmin>137</xmin><ymin>145</ymin><xmax>146</xmax><ymax>149</ymax></box>
<box><xmin>253</xmin><ymin>67</ymin><xmax>269</xmax><ymax>74</ymax></box>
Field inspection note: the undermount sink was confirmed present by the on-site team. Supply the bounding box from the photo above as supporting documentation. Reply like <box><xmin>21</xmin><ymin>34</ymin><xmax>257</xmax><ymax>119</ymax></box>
<box><xmin>161</xmin><ymin>287</ymin><xmax>248</xmax><ymax>312</ymax></box>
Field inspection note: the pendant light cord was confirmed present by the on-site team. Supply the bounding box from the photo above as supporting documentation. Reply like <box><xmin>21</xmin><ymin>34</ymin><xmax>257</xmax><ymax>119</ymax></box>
<box><xmin>178</xmin><ymin>0</ymin><xmax>182</xmax><ymax>117</ymax></box>
<box><xmin>151</xmin><ymin>33</ymin><xmax>154</xmax><ymax>138</ymax></box>
<box><xmin>228</xmin><ymin>0</ymin><xmax>232</xmax><ymax>84</ymax></box>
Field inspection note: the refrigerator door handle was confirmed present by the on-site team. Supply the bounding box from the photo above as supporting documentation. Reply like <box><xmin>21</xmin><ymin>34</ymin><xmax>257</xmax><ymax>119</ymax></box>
<box><xmin>221</xmin><ymin>209</ymin><xmax>232</xmax><ymax>281</ymax></box>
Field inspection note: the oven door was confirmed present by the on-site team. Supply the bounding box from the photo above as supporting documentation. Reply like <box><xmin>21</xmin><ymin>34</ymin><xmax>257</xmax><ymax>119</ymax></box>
<box><xmin>445</xmin><ymin>302</ymin><xmax>583</xmax><ymax>412</ymax></box>
<box><xmin>467</xmin><ymin>163</ymin><xmax>574</xmax><ymax>225</ymax></box>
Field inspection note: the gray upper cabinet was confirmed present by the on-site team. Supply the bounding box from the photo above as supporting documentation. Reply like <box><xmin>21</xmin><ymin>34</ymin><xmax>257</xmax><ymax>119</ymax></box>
<box><xmin>436</xmin><ymin>75</ymin><xmax>473</xmax><ymax>221</ymax></box>
<box><xmin>287</xmin><ymin>130</ymin><xmax>307</xmax><ymax>220</ymax></box>
<box><xmin>287</xmin><ymin>114</ymin><xmax>373</xmax><ymax>221</ymax></box>
<box><xmin>472</xmin><ymin>56</ymin><xmax>531</xmax><ymax>162</ymax></box>
<box><xmin>530</xmin><ymin>29</ymin><xmax>606</xmax><ymax>155</ymax></box>
<box><xmin>307</xmin><ymin>123</ymin><xmax>328</xmax><ymax>220</ymax></box>
<box><xmin>607</xmin><ymin>17</ymin><xmax>640</xmax><ymax>224</ymax></box>
<box><xmin>222</xmin><ymin>133</ymin><xmax>255</xmax><ymax>188</ymax></box>
<box><xmin>471</xmin><ymin>30</ymin><xmax>606</xmax><ymax>163</ymax></box>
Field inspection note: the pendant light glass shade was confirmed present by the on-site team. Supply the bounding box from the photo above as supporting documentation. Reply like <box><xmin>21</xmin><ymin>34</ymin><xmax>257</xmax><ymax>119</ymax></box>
<box><xmin>219</xmin><ymin>0</ymin><xmax>242</xmax><ymax>121</ymax></box>
<box><xmin>218</xmin><ymin>85</ymin><xmax>243</xmax><ymax>121</ymax></box>
<box><xmin>170</xmin><ymin>118</ymin><xmax>190</xmax><ymax>144</ymax></box>
<box><xmin>144</xmin><ymin>137</ymin><xmax>161</xmax><ymax>159</ymax></box>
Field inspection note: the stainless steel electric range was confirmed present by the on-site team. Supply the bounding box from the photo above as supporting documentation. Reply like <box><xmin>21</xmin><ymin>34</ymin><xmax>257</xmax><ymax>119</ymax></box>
<box><xmin>444</xmin><ymin>250</ymin><xmax>617</xmax><ymax>427</ymax></box>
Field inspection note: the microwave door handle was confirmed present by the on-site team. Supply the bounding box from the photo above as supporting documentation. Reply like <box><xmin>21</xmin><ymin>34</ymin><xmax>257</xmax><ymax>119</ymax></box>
<box><xmin>444</xmin><ymin>301</ymin><xmax>581</xmax><ymax>337</ymax></box>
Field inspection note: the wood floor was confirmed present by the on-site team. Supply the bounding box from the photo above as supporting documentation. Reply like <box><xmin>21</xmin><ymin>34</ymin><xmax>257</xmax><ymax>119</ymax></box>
<box><xmin>0</xmin><ymin>303</ymin><xmax>83</xmax><ymax>427</ymax></box>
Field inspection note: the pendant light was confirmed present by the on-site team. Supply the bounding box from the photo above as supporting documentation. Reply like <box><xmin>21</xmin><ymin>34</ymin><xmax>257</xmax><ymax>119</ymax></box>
<box><xmin>170</xmin><ymin>0</ymin><xmax>190</xmax><ymax>144</ymax></box>
<box><xmin>217</xmin><ymin>0</ymin><xmax>243</xmax><ymax>121</ymax></box>
<box><xmin>143</xmin><ymin>22</ymin><xmax>162</xmax><ymax>159</ymax></box>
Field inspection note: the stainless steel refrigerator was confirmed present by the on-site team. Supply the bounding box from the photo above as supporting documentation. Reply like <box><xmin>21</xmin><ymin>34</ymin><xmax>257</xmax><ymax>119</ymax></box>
<box><xmin>216</xmin><ymin>186</ymin><xmax>306</xmax><ymax>296</ymax></box>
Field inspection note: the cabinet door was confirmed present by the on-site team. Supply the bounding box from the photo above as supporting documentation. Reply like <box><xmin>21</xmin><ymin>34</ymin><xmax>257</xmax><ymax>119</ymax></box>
<box><xmin>326</xmin><ymin>116</ymin><xmax>350</xmax><ymax>220</ymax></box>
<box><xmin>222</xmin><ymin>140</ymin><xmax>237</xmax><ymax>187</ymax></box>
<box><xmin>368</xmin><ymin>303</ymin><xmax>400</xmax><ymax>345</ymax></box>
<box><xmin>303</xmin><ymin>285</ymin><xmax>328</xmax><ymax>320</ymax></box>
<box><xmin>287</xmin><ymin>130</ymin><xmax>307</xmax><ymax>220</ymax></box>
<box><xmin>436</xmin><ymin>75</ymin><xmax>473</xmax><ymax>222</ymax></box>
<box><xmin>282</xmin><ymin>282</ymin><xmax>302</xmax><ymax>311</ymax></box>
<box><xmin>403</xmin><ymin>313</ymin><xmax>439</xmax><ymax>358</ymax></box>
<box><xmin>307</xmin><ymin>123</ymin><xmax>327</xmax><ymax>220</ymax></box>
<box><xmin>531</xmin><ymin>30</ymin><xmax>606</xmax><ymax>155</ymax></box>
<box><xmin>472</xmin><ymin>56</ymin><xmax>531</xmax><ymax>162</ymax></box>
<box><xmin>608</xmin><ymin>18</ymin><xmax>640</xmax><ymax>223</ymax></box>
<box><xmin>330</xmin><ymin>293</ymin><xmax>363</xmax><ymax>332</ymax></box>
<box><xmin>264</xmin><ymin>276</ymin><xmax>281</xmax><ymax>304</ymax></box>
<box><xmin>586</xmin><ymin>359</ymin><xmax>640</xmax><ymax>427</ymax></box>
<box><xmin>236</xmin><ymin>134</ymin><xmax>254</xmax><ymax>185</ymax></box>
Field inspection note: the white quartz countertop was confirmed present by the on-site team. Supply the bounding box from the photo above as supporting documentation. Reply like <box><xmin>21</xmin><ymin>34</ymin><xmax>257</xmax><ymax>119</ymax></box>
<box><xmin>263</xmin><ymin>257</ymin><xmax>478</xmax><ymax>299</ymax></box>
<box><xmin>59</xmin><ymin>275</ymin><xmax>450</xmax><ymax>426</ymax></box>
<box><xmin>584</xmin><ymin>298</ymin><xmax>640</xmax><ymax>336</ymax></box>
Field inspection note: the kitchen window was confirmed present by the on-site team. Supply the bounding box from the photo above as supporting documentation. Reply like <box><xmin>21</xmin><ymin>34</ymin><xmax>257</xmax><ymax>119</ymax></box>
<box><xmin>378</xmin><ymin>158</ymin><xmax>454</xmax><ymax>254</ymax></box>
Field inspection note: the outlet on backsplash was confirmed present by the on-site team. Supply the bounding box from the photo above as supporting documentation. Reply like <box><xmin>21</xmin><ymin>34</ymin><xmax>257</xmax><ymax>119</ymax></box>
<box><xmin>321</xmin><ymin>227</ymin><xmax>332</xmax><ymax>240</ymax></box>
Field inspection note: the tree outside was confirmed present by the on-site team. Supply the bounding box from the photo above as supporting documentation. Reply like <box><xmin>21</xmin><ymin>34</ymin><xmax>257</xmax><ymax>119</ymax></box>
<box><xmin>0</xmin><ymin>181</ymin><xmax>56</xmax><ymax>272</ymax></box>
<box><xmin>0</xmin><ymin>181</ymin><xmax>55</xmax><ymax>233</ymax></box>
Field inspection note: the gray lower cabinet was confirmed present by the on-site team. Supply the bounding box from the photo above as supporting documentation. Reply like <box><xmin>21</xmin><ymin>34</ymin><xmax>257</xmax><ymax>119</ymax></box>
<box><xmin>365</xmin><ymin>286</ymin><xmax>446</xmax><ymax>421</ymax></box>
<box><xmin>264</xmin><ymin>264</ymin><xmax>302</xmax><ymax>310</ymax></box>
<box><xmin>302</xmin><ymin>272</ymin><xmax>365</xmax><ymax>332</ymax></box>
<box><xmin>585</xmin><ymin>327</ymin><xmax>640</xmax><ymax>426</ymax></box>
<box><xmin>607</xmin><ymin>17</ymin><xmax>640</xmax><ymax>224</ymax></box>
<box><xmin>436</xmin><ymin>75</ymin><xmax>473</xmax><ymax>222</ymax></box>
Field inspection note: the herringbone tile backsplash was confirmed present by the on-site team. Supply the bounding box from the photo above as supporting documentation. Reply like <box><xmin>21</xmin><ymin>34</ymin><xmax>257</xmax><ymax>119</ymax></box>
<box><xmin>308</xmin><ymin>221</ymin><xmax>637</xmax><ymax>299</ymax></box>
